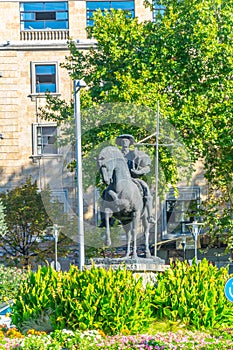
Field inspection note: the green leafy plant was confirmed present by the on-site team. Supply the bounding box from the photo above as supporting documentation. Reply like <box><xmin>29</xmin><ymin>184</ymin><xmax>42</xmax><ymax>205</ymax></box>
<box><xmin>0</xmin><ymin>199</ymin><xmax>7</xmax><ymax>237</ymax></box>
<box><xmin>20</xmin><ymin>309</ymin><xmax>53</xmax><ymax>334</ymax></box>
<box><xmin>12</xmin><ymin>265</ymin><xmax>153</xmax><ymax>335</ymax></box>
<box><xmin>151</xmin><ymin>259</ymin><xmax>233</xmax><ymax>329</ymax></box>
<box><xmin>12</xmin><ymin>266</ymin><xmax>58</xmax><ymax>327</ymax></box>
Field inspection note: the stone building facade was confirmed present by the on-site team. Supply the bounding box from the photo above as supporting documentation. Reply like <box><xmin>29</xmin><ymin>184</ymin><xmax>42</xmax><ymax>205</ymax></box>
<box><xmin>0</xmin><ymin>0</ymin><xmax>152</xmax><ymax>196</ymax></box>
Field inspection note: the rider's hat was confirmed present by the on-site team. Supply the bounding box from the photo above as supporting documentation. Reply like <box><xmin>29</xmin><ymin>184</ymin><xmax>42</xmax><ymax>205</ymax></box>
<box><xmin>116</xmin><ymin>134</ymin><xmax>135</xmax><ymax>146</ymax></box>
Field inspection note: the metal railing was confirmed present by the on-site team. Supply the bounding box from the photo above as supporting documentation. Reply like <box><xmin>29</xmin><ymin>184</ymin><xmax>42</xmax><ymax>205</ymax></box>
<box><xmin>20</xmin><ymin>30</ymin><xmax>69</xmax><ymax>41</ymax></box>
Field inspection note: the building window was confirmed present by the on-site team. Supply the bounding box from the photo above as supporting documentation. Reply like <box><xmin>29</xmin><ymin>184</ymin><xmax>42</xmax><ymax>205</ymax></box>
<box><xmin>51</xmin><ymin>190</ymin><xmax>69</xmax><ymax>213</ymax></box>
<box><xmin>20</xmin><ymin>1</ymin><xmax>68</xmax><ymax>30</ymax></box>
<box><xmin>152</xmin><ymin>2</ymin><xmax>165</xmax><ymax>21</ymax></box>
<box><xmin>163</xmin><ymin>187</ymin><xmax>200</xmax><ymax>237</ymax></box>
<box><xmin>32</xmin><ymin>123</ymin><xmax>58</xmax><ymax>155</ymax></box>
<box><xmin>31</xmin><ymin>62</ymin><xmax>58</xmax><ymax>94</ymax></box>
<box><xmin>86</xmin><ymin>1</ymin><xmax>135</xmax><ymax>26</ymax></box>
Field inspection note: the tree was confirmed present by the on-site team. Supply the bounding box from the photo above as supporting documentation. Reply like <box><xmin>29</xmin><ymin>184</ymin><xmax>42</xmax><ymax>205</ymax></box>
<box><xmin>0</xmin><ymin>178</ymin><xmax>73</xmax><ymax>267</ymax></box>
<box><xmin>149</xmin><ymin>0</ymin><xmax>233</xmax><ymax>244</ymax></box>
<box><xmin>40</xmin><ymin>3</ymin><xmax>232</xmax><ymax>244</ymax></box>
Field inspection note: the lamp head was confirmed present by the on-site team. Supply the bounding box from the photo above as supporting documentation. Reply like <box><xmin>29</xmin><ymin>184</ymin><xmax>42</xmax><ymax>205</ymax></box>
<box><xmin>75</xmin><ymin>79</ymin><xmax>86</xmax><ymax>89</ymax></box>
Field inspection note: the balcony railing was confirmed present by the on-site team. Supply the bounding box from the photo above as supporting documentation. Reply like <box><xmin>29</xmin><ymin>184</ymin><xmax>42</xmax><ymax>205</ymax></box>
<box><xmin>20</xmin><ymin>30</ymin><xmax>69</xmax><ymax>41</ymax></box>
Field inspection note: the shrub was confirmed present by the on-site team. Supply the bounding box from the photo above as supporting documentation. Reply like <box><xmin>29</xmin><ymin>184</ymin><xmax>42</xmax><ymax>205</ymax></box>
<box><xmin>12</xmin><ymin>265</ymin><xmax>153</xmax><ymax>335</ymax></box>
<box><xmin>0</xmin><ymin>265</ymin><xmax>27</xmax><ymax>304</ymax></box>
<box><xmin>12</xmin><ymin>266</ymin><xmax>58</xmax><ymax>329</ymax></box>
<box><xmin>151</xmin><ymin>258</ymin><xmax>233</xmax><ymax>329</ymax></box>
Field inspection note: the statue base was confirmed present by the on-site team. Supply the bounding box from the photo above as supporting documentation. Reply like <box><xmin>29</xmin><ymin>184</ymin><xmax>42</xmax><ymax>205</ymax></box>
<box><xmin>87</xmin><ymin>256</ymin><xmax>167</xmax><ymax>272</ymax></box>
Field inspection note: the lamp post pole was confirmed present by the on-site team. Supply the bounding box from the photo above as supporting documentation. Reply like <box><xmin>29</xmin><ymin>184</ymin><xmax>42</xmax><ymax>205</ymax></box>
<box><xmin>193</xmin><ymin>223</ymin><xmax>198</xmax><ymax>261</ymax></box>
<box><xmin>186</xmin><ymin>221</ymin><xmax>203</xmax><ymax>262</ymax></box>
<box><xmin>74</xmin><ymin>79</ymin><xmax>86</xmax><ymax>270</ymax></box>
<box><xmin>53</xmin><ymin>224</ymin><xmax>59</xmax><ymax>271</ymax></box>
<box><xmin>181</xmin><ymin>237</ymin><xmax>186</xmax><ymax>261</ymax></box>
<box><xmin>135</xmin><ymin>102</ymin><xmax>178</xmax><ymax>258</ymax></box>
<box><xmin>154</xmin><ymin>101</ymin><xmax>160</xmax><ymax>258</ymax></box>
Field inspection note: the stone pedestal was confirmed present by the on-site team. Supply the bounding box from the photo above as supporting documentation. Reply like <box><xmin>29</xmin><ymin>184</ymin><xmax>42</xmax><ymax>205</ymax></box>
<box><xmin>87</xmin><ymin>257</ymin><xmax>167</xmax><ymax>272</ymax></box>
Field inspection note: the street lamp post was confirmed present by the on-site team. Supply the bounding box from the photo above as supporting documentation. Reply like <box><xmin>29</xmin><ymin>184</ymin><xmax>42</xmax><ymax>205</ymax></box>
<box><xmin>186</xmin><ymin>221</ymin><xmax>203</xmax><ymax>262</ymax></box>
<box><xmin>74</xmin><ymin>79</ymin><xmax>86</xmax><ymax>270</ymax></box>
<box><xmin>136</xmin><ymin>102</ymin><xmax>160</xmax><ymax>258</ymax></box>
<box><xmin>154</xmin><ymin>101</ymin><xmax>160</xmax><ymax>258</ymax></box>
<box><xmin>181</xmin><ymin>236</ymin><xmax>186</xmax><ymax>261</ymax></box>
<box><xmin>53</xmin><ymin>224</ymin><xmax>59</xmax><ymax>271</ymax></box>
<box><xmin>48</xmin><ymin>224</ymin><xmax>62</xmax><ymax>271</ymax></box>
<box><xmin>137</xmin><ymin>101</ymin><xmax>177</xmax><ymax>258</ymax></box>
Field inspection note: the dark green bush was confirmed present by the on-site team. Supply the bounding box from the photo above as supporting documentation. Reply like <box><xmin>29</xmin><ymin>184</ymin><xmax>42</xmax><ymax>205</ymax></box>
<box><xmin>151</xmin><ymin>258</ymin><xmax>233</xmax><ymax>329</ymax></box>
<box><xmin>12</xmin><ymin>265</ymin><xmax>153</xmax><ymax>335</ymax></box>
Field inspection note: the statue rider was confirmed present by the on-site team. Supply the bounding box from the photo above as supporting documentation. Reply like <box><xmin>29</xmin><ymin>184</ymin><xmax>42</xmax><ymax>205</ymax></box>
<box><xmin>115</xmin><ymin>134</ymin><xmax>155</xmax><ymax>224</ymax></box>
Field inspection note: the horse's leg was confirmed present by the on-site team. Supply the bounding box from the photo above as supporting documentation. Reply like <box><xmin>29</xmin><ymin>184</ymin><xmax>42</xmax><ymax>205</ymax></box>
<box><xmin>142</xmin><ymin>211</ymin><xmax>151</xmax><ymax>258</ymax></box>
<box><xmin>105</xmin><ymin>209</ymin><xmax>111</xmax><ymax>246</ymax></box>
<box><xmin>132</xmin><ymin>214</ymin><xmax>140</xmax><ymax>259</ymax></box>
<box><xmin>123</xmin><ymin>223</ymin><xmax>131</xmax><ymax>258</ymax></box>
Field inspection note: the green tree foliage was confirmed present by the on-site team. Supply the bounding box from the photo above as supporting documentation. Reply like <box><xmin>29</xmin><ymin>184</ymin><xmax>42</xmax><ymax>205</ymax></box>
<box><xmin>39</xmin><ymin>2</ymin><xmax>232</xmax><ymax>241</ymax></box>
<box><xmin>0</xmin><ymin>198</ymin><xmax>7</xmax><ymax>237</ymax></box>
<box><xmin>0</xmin><ymin>178</ymin><xmax>52</xmax><ymax>267</ymax></box>
<box><xmin>0</xmin><ymin>178</ymin><xmax>72</xmax><ymax>267</ymax></box>
<box><xmin>150</xmin><ymin>0</ymin><xmax>233</xmax><ymax>244</ymax></box>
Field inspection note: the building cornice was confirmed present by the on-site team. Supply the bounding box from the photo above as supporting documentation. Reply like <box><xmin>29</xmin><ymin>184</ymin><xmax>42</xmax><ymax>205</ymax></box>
<box><xmin>0</xmin><ymin>39</ymin><xmax>97</xmax><ymax>51</ymax></box>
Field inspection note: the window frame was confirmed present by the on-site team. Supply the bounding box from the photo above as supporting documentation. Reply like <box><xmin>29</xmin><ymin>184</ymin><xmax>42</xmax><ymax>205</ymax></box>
<box><xmin>20</xmin><ymin>1</ymin><xmax>69</xmax><ymax>31</ymax></box>
<box><xmin>165</xmin><ymin>198</ymin><xmax>198</xmax><ymax>235</ymax></box>
<box><xmin>86</xmin><ymin>0</ymin><xmax>135</xmax><ymax>26</ymax></box>
<box><xmin>31</xmin><ymin>62</ymin><xmax>59</xmax><ymax>95</ymax></box>
<box><xmin>51</xmin><ymin>190</ymin><xmax>69</xmax><ymax>213</ymax></box>
<box><xmin>32</xmin><ymin>122</ymin><xmax>59</xmax><ymax>157</ymax></box>
<box><xmin>152</xmin><ymin>1</ymin><xmax>165</xmax><ymax>21</ymax></box>
<box><xmin>162</xmin><ymin>187</ymin><xmax>201</xmax><ymax>238</ymax></box>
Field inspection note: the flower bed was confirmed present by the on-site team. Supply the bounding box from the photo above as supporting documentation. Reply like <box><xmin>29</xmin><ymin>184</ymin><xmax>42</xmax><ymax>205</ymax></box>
<box><xmin>0</xmin><ymin>327</ymin><xmax>233</xmax><ymax>349</ymax></box>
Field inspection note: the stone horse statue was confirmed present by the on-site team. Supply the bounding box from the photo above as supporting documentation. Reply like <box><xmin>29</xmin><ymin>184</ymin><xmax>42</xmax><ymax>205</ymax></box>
<box><xmin>97</xmin><ymin>146</ymin><xmax>152</xmax><ymax>258</ymax></box>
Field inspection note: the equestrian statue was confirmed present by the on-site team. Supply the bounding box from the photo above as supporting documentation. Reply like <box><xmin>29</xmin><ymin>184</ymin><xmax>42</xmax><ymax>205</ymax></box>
<box><xmin>97</xmin><ymin>134</ymin><xmax>155</xmax><ymax>259</ymax></box>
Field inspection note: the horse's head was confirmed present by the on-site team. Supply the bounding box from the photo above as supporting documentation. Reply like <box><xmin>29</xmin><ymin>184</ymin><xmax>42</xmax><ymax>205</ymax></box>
<box><xmin>97</xmin><ymin>146</ymin><xmax>126</xmax><ymax>186</ymax></box>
